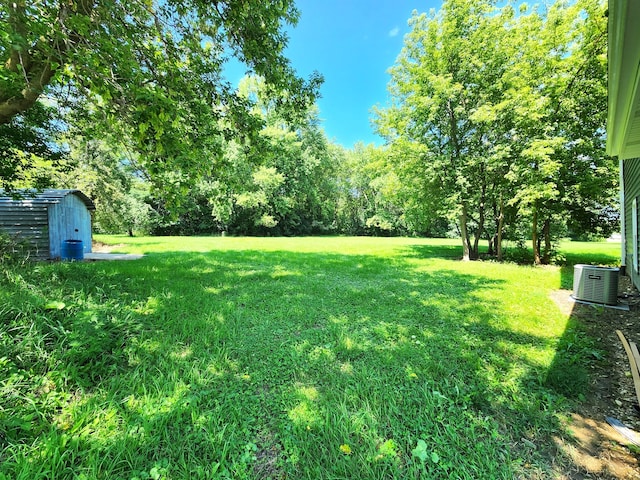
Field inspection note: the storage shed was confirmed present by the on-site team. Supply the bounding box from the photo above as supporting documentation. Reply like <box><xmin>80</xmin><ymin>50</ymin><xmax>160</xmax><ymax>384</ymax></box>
<box><xmin>0</xmin><ymin>189</ymin><xmax>95</xmax><ymax>260</ymax></box>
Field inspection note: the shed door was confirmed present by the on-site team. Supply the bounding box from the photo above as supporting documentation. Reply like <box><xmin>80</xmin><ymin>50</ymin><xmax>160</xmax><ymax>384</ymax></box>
<box><xmin>49</xmin><ymin>195</ymin><xmax>92</xmax><ymax>258</ymax></box>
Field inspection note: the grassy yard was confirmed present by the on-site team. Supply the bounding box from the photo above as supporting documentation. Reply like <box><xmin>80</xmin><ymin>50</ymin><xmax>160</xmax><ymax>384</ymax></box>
<box><xmin>0</xmin><ymin>236</ymin><xmax>621</xmax><ymax>479</ymax></box>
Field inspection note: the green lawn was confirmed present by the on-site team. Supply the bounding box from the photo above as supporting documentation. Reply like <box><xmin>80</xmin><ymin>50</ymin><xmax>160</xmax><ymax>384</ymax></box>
<box><xmin>0</xmin><ymin>236</ymin><xmax>621</xmax><ymax>479</ymax></box>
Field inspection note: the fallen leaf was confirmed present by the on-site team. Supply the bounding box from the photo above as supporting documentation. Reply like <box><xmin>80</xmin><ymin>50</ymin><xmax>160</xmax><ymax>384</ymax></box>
<box><xmin>44</xmin><ymin>301</ymin><xmax>65</xmax><ymax>310</ymax></box>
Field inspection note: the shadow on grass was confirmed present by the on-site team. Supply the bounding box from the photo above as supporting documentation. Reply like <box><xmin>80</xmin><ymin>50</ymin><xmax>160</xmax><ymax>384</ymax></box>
<box><xmin>546</xmin><ymin>242</ymin><xmax>627</xmax><ymax>393</ymax></box>
<box><xmin>542</xmin><ymin>272</ymin><xmax>640</xmax><ymax>478</ymax></box>
<box><xmin>401</xmin><ymin>243</ymin><xmax>464</xmax><ymax>260</ymax></box>
<box><xmin>0</xmin><ymin>247</ymin><xmax>582</xmax><ymax>479</ymax></box>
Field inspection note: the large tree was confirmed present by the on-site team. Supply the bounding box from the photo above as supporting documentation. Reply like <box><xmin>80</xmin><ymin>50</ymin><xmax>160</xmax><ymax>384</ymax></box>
<box><xmin>375</xmin><ymin>0</ymin><xmax>613</xmax><ymax>262</ymax></box>
<box><xmin>1</xmin><ymin>0</ymin><xmax>321</xmax><ymax>198</ymax></box>
<box><xmin>211</xmin><ymin>76</ymin><xmax>338</xmax><ymax>236</ymax></box>
<box><xmin>375</xmin><ymin>0</ymin><xmax>513</xmax><ymax>259</ymax></box>
<box><xmin>137</xmin><ymin>75</ymin><xmax>338</xmax><ymax>236</ymax></box>
<box><xmin>503</xmin><ymin>0</ymin><xmax>613</xmax><ymax>263</ymax></box>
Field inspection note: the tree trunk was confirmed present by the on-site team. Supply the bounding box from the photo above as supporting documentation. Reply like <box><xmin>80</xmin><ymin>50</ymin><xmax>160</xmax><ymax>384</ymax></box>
<box><xmin>496</xmin><ymin>196</ymin><xmax>504</xmax><ymax>262</ymax></box>
<box><xmin>460</xmin><ymin>205</ymin><xmax>471</xmax><ymax>261</ymax></box>
<box><xmin>532</xmin><ymin>206</ymin><xmax>541</xmax><ymax>265</ymax></box>
<box><xmin>541</xmin><ymin>218</ymin><xmax>551</xmax><ymax>265</ymax></box>
<box><xmin>472</xmin><ymin>174</ymin><xmax>486</xmax><ymax>260</ymax></box>
<box><xmin>447</xmin><ymin>98</ymin><xmax>472</xmax><ymax>261</ymax></box>
<box><xmin>471</xmin><ymin>216</ymin><xmax>483</xmax><ymax>259</ymax></box>
<box><xmin>488</xmin><ymin>200</ymin><xmax>498</xmax><ymax>256</ymax></box>
<box><xmin>1</xmin><ymin>0</ymin><xmax>97</xmax><ymax>124</ymax></box>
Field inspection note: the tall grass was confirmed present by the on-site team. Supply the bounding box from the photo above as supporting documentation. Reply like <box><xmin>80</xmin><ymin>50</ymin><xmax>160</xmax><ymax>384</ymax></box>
<box><xmin>0</xmin><ymin>236</ymin><xmax>618</xmax><ymax>479</ymax></box>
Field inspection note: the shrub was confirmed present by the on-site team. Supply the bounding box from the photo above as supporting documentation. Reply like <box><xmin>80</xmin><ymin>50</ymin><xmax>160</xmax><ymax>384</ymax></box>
<box><xmin>0</xmin><ymin>232</ymin><xmax>30</xmax><ymax>266</ymax></box>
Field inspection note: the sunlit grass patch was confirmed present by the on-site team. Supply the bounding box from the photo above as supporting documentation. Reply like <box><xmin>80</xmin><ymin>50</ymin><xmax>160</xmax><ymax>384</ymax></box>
<box><xmin>0</xmin><ymin>236</ymin><xmax>615</xmax><ymax>479</ymax></box>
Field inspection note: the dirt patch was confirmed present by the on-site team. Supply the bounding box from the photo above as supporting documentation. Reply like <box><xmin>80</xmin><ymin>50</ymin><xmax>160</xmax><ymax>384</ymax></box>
<box><xmin>551</xmin><ymin>275</ymin><xmax>640</xmax><ymax>479</ymax></box>
<box><xmin>252</xmin><ymin>431</ymin><xmax>285</xmax><ymax>480</ymax></box>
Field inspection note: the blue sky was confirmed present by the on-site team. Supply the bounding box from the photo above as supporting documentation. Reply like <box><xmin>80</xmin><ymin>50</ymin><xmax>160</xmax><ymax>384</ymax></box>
<box><xmin>229</xmin><ymin>1</ymin><xmax>440</xmax><ymax>148</ymax></box>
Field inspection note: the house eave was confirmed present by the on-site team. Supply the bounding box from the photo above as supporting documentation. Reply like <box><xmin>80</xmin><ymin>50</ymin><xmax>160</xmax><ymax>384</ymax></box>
<box><xmin>606</xmin><ymin>0</ymin><xmax>640</xmax><ymax>160</ymax></box>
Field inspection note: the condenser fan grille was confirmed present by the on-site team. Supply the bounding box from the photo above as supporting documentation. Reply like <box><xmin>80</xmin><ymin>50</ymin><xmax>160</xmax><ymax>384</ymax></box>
<box><xmin>572</xmin><ymin>264</ymin><xmax>619</xmax><ymax>305</ymax></box>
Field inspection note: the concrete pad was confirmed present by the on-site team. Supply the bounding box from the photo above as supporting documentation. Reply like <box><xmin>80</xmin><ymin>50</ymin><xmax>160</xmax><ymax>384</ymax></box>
<box><xmin>569</xmin><ymin>294</ymin><xmax>631</xmax><ymax>311</ymax></box>
<box><xmin>84</xmin><ymin>252</ymin><xmax>144</xmax><ymax>261</ymax></box>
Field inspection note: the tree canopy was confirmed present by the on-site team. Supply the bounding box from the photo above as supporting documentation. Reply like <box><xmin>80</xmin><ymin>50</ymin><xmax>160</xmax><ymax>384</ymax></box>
<box><xmin>375</xmin><ymin>0</ymin><xmax>614</xmax><ymax>262</ymax></box>
<box><xmin>1</xmin><ymin>0</ymin><xmax>322</xmax><ymax>195</ymax></box>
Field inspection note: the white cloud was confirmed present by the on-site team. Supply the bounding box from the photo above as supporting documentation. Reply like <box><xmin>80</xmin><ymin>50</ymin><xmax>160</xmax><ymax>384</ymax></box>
<box><xmin>388</xmin><ymin>26</ymin><xmax>399</xmax><ymax>37</ymax></box>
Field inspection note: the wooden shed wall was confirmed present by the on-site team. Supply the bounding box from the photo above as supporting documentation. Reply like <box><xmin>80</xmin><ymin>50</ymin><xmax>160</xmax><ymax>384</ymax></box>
<box><xmin>48</xmin><ymin>194</ymin><xmax>93</xmax><ymax>258</ymax></box>
<box><xmin>0</xmin><ymin>190</ymin><xmax>94</xmax><ymax>260</ymax></box>
<box><xmin>624</xmin><ymin>157</ymin><xmax>640</xmax><ymax>290</ymax></box>
<box><xmin>0</xmin><ymin>200</ymin><xmax>50</xmax><ymax>259</ymax></box>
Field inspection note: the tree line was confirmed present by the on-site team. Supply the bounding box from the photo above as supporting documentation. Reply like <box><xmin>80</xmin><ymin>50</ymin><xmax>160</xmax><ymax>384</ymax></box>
<box><xmin>375</xmin><ymin>0</ymin><xmax>615</xmax><ymax>262</ymax></box>
<box><xmin>1</xmin><ymin>0</ymin><xmax>617</xmax><ymax>264</ymax></box>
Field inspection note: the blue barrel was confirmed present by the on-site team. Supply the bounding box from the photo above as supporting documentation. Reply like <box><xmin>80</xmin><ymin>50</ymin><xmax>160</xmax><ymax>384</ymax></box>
<box><xmin>61</xmin><ymin>239</ymin><xmax>84</xmax><ymax>261</ymax></box>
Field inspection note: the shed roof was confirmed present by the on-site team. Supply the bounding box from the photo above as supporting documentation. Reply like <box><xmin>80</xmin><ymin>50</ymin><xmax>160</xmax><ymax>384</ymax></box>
<box><xmin>0</xmin><ymin>189</ymin><xmax>95</xmax><ymax>210</ymax></box>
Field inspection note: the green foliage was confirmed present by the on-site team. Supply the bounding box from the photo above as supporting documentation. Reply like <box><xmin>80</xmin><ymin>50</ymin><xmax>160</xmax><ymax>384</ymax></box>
<box><xmin>334</xmin><ymin>143</ymin><xmax>409</xmax><ymax>236</ymax></box>
<box><xmin>0</xmin><ymin>103</ymin><xmax>68</xmax><ymax>191</ymax></box>
<box><xmin>0</xmin><ymin>235</ymin><xmax>612</xmax><ymax>478</ymax></box>
<box><xmin>145</xmin><ymin>75</ymin><xmax>339</xmax><ymax>237</ymax></box>
<box><xmin>0</xmin><ymin>232</ymin><xmax>30</xmax><ymax>266</ymax></box>
<box><xmin>57</xmin><ymin>137</ymin><xmax>158</xmax><ymax>236</ymax></box>
<box><xmin>0</xmin><ymin>0</ymin><xmax>616</xmax><ymax>250</ymax></box>
<box><xmin>374</xmin><ymin>0</ymin><xmax>615</xmax><ymax>262</ymax></box>
<box><xmin>0</xmin><ymin>0</ymin><xmax>322</xmax><ymax>199</ymax></box>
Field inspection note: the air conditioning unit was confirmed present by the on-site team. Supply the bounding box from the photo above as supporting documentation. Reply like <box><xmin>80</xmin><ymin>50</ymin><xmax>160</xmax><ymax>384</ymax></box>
<box><xmin>572</xmin><ymin>264</ymin><xmax>619</xmax><ymax>305</ymax></box>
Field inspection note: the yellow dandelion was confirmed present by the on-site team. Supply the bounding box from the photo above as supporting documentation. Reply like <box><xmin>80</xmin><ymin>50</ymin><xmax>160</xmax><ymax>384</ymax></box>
<box><xmin>339</xmin><ymin>444</ymin><xmax>352</xmax><ymax>455</ymax></box>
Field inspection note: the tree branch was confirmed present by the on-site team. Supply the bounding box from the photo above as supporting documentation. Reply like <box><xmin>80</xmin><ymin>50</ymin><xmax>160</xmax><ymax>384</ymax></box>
<box><xmin>0</xmin><ymin>0</ymin><xmax>97</xmax><ymax>124</ymax></box>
